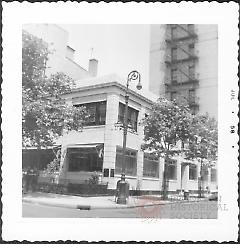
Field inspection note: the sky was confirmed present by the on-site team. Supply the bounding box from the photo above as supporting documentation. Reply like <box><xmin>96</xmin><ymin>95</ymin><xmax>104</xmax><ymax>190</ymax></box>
<box><xmin>60</xmin><ymin>24</ymin><xmax>150</xmax><ymax>87</ymax></box>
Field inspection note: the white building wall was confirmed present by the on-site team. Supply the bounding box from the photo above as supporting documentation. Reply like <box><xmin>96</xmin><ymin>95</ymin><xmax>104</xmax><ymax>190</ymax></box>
<box><xmin>149</xmin><ymin>25</ymin><xmax>167</xmax><ymax>97</ymax></box>
<box><xmin>148</xmin><ymin>24</ymin><xmax>218</xmax><ymax>119</ymax></box>
<box><xmin>23</xmin><ymin>24</ymin><xmax>90</xmax><ymax>81</ymax></box>
<box><xmin>102</xmin><ymin>93</ymin><xmax>120</xmax><ymax>189</ymax></box>
<box><xmin>196</xmin><ymin>24</ymin><xmax>218</xmax><ymax>118</ymax></box>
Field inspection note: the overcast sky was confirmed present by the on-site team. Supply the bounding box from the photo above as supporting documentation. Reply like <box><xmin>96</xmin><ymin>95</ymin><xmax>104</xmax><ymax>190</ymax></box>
<box><xmin>60</xmin><ymin>24</ymin><xmax>150</xmax><ymax>87</ymax></box>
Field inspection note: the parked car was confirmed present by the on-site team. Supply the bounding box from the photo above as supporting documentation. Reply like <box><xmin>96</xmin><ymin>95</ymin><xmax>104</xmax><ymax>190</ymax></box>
<box><xmin>208</xmin><ymin>191</ymin><xmax>218</xmax><ymax>201</ymax></box>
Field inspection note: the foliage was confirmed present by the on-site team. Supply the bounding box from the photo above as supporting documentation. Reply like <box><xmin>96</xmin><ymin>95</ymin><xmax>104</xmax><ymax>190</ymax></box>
<box><xmin>88</xmin><ymin>172</ymin><xmax>99</xmax><ymax>185</ymax></box>
<box><xmin>45</xmin><ymin>158</ymin><xmax>60</xmax><ymax>175</ymax></box>
<box><xmin>185</xmin><ymin>113</ymin><xmax>218</xmax><ymax>166</ymax></box>
<box><xmin>22</xmin><ymin>30</ymin><xmax>89</xmax><ymax>148</ymax></box>
<box><xmin>142</xmin><ymin>97</ymin><xmax>192</xmax><ymax>158</ymax></box>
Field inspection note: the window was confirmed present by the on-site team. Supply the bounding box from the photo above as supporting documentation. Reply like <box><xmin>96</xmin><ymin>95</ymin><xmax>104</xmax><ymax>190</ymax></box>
<box><xmin>75</xmin><ymin>101</ymin><xmax>106</xmax><ymax>126</ymax></box>
<box><xmin>187</xmin><ymin>24</ymin><xmax>194</xmax><ymax>33</ymax></box>
<box><xmin>171</xmin><ymin>47</ymin><xmax>177</xmax><ymax>61</ymax></box>
<box><xmin>118</xmin><ymin>103</ymin><xmax>139</xmax><ymax>132</ymax></box>
<box><xmin>189</xmin><ymin>89</ymin><xmax>196</xmax><ymax>103</ymax></box>
<box><xmin>170</xmin><ymin>91</ymin><xmax>177</xmax><ymax>101</ymax></box>
<box><xmin>171</xmin><ymin>25</ymin><xmax>177</xmax><ymax>39</ymax></box>
<box><xmin>211</xmin><ymin>168</ymin><xmax>217</xmax><ymax>182</ymax></box>
<box><xmin>110</xmin><ymin>169</ymin><xmax>115</xmax><ymax>177</ymax></box>
<box><xmin>115</xmin><ymin>147</ymin><xmax>137</xmax><ymax>176</ymax></box>
<box><xmin>143</xmin><ymin>153</ymin><xmax>159</xmax><ymax>178</ymax></box>
<box><xmin>166</xmin><ymin>159</ymin><xmax>177</xmax><ymax>180</ymax></box>
<box><xmin>189</xmin><ymin>164</ymin><xmax>197</xmax><ymax>180</ymax></box>
<box><xmin>201</xmin><ymin>165</ymin><xmax>209</xmax><ymax>181</ymax></box>
<box><xmin>171</xmin><ymin>68</ymin><xmax>178</xmax><ymax>83</ymax></box>
<box><xmin>188</xmin><ymin>65</ymin><xmax>195</xmax><ymax>79</ymax></box>
<box><xmin>190</xmin><ymin>106</ymin><xmax>199</xmax><ymax>115</ymax></box>
<box><xmin>68</xmin><ymin>148</ymin><xmax>103</xmax><ymax>172</ymax></box>
<box><xmin>103</xmin><ymin>168</ymin><xmax>109</xmax><ymax>177</ymax></box>
<box><xmin>188</xmin><ymin>43</ymin><xmax>195</xmax><ymax>56</ymax></box>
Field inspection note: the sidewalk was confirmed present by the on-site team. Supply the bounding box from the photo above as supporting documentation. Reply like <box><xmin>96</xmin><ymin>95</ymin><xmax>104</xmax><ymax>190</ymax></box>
<box><xmin>22</xmin><ymin>192</ymin><xmax>207</xmax><ymax>210</ymax></box>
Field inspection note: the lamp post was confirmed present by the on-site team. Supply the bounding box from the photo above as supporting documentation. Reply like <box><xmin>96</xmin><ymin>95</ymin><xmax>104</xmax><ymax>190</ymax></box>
<box><xmin>117</xmin><ymin>71</ymin><xmax>142</xmax><ymax>204</ymax></box>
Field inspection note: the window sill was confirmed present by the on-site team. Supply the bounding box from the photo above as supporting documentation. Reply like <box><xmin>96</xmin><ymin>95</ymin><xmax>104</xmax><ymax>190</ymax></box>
<box><xmin>82</xmin><ymin>125</ymin><xmax>105</xmax><ymax>130</ymax></box>
<box><xmin>142</xmin><ymin>177</ymin><xmax>159</xmax><ymax>181</ymax></box>
<box><xmin>114</xmin><ymin>174</ymin><xmax>137</xmax><ymax>179</ymax></box>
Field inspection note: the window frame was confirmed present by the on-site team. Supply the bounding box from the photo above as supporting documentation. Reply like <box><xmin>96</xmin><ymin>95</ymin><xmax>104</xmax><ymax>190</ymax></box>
<box><xmin>118</xmin><ymin>102</ymin><xmax>139</xmax><ymax>132</ymax></box>
<box><xmin>166</xmin><ymin>159</ymin><xmax>177</xmax><ymax>180</ymax></box>
<box><xmin>171</xmin><ymin>68</ymin><xmax>178</xmax><ymax>83</ymax></box>
<box><xmin>189</xmin><ymin>164</ymin><xmax>197</xmax><ymax>180</ymax></box>
<box><xmin>74</xmin><ymin>101</ymin><xmax>107</xmax><ymax>126</ymax></box>
<box><xmin>143</xmin><ymin>153</ymin><xmax>159</xmax><ymax>178</ymax></box>
<box><xmin>115</xmin><ymin>146</ymin><xmax>137</xmax><ymax>176</ymax></box>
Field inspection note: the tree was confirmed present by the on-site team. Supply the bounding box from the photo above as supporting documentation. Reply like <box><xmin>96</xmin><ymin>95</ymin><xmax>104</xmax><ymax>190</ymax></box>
<box><xmin>141</xmin><ymin>97</ymin><xmax>193</xmax><ymax>199</ymax></box>
<box><xmin>185</xmin><ymin>113</ymin><xmax>218</xmax><ymax>197</ymax></box>
<box><xmin>22</xmin><ymin>30</ymin><xmax>88</xmax><ymax>150</ymax></box>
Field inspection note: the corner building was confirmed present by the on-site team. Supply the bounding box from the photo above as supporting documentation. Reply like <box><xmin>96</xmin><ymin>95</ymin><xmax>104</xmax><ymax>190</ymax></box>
<box><xmin>53</xmin><ymin>74</ymin><xmax>217</xmax><ymax>194</ymax></box>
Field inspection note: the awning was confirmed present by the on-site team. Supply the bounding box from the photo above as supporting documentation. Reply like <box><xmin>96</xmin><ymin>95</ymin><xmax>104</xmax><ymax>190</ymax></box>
<box><xmin>67</xmin><ymin>143</ymin><xmax>104</xmax><ymax>158</ymax></box>
<box><xmin>22</xmin><ymin>145</ymin><xmax>61</xmax><ymax>151</ymax></box>
<box><xmin>67</xmin><ymin>143</ymin><xmax>103</xmax><ymax>149</ymax></box>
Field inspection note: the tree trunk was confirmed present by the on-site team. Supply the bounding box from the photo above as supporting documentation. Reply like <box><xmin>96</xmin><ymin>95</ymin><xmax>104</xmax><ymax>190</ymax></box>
<box><xmin>162</xmin><ymin>155</ymin><xmax>169</xmax><ymax>200</ymax></box>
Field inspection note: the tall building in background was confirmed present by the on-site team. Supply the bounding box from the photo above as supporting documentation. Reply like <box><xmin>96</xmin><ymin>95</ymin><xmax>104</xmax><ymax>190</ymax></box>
<box><xmin>23</xmin><ymin>24</ymin><xmax>98</xmax><ymax>80</ymax></box>
<box><xmin>149</xmin><ymin>24</ymin><xmax>218</xmax><ymax>118</ymax></box>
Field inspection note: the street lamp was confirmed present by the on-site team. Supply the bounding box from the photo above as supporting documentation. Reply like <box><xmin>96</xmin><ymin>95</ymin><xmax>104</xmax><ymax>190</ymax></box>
<box><xmin>117</xmin><ymin>71</ymin><xmax>142</xmax><ymax>204</ymax></box>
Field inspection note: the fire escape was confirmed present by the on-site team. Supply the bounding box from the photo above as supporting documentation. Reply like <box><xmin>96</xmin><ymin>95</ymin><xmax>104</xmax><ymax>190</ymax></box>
<box><xmin>164</xmin><ymin>24</ymin><xmax>199</xmax><ymax>113</ymax></box>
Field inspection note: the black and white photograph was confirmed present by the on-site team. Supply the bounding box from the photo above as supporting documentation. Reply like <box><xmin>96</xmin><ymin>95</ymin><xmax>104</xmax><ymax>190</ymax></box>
<box><xmin>2</xmin><ymin>2</ymin><xmax>239</xmax><ymax>242</ymax></box>
<box><xmin>21</xmin><ymin>23</ymin><xmax>219</xmax><ymax>219</ymax></box>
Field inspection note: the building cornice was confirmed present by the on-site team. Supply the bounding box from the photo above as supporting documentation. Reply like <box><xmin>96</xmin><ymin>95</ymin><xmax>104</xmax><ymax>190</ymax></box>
<box><xmin>71</xmin><ymin>81</ymin><xmax>154</xmax><ymax>106</ymax></box>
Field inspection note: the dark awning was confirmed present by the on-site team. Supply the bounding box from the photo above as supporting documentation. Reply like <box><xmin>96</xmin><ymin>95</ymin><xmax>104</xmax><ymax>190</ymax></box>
<box><xmin>67</xmin><ymin>143</ymin><xmax>104</xmax><ymax>158</ymax></box>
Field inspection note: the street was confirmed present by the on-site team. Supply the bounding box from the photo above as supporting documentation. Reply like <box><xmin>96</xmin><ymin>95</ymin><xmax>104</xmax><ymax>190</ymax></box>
<box><xmin>23</xmin><ymin>201</ymin><xmax>218</xmax><ymax>218</ymax></box>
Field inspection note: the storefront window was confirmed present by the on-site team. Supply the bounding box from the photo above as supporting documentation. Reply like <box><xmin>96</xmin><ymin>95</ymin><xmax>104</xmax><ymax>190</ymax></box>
<box><xmin>189</xmin><ymin>164</ymin><xmax>197</xmax><ymax>180</ymax></box>
<box><xmin>68</xmin><ymin>148</ymin><xmax>103</xmax><ymax>172</ymax></box>
<box><xmin>201</xmin><ymin>165</ymin><xmax>209</xmax><ymax>181</ymax></box>
<box><xmin>115</xmin><ymin>147</ymin><xmax>137</xmax><ymax>176</ymax></box>
<box><xmin>143</xmin><ymin>153</ymin><xmax>159</xmax><ymax>178</ymax></box>
<box><xmin>166</xmin><ymin>159</ymin><xmax>177</xmax><ymax>180</ymax></box>
<box><xmin>211</xmin><ymin>168</ymin><xmax>217</xmax><ymax>182</ymax></box>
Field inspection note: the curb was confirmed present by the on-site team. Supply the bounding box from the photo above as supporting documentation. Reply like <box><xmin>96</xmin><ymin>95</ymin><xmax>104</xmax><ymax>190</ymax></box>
<box><xmin>23</xmin><ymin>197</ymin><xmax>208</xmax><ymax>211</ymax></box>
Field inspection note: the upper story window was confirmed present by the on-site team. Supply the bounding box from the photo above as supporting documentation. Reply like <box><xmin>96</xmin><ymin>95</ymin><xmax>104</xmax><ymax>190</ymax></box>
<box><xmin>74</xmin><ymin>101</ymin><xmax>106</xmax><ymax>126</ymax></box>
<box><xmin>171</xmin><ymin>47</ymin><xmax>177</xmax><ymax>61</ymax></box>
<box><xmin>188</xmin><ymin>43</ymin><xmax>195</xmax><ymax>56</ymax></box>
<box><xmin>171</xmin><ymin>25</ymin><xmax>177</xmax><ymax>39</ymax></box>
<box><xmin>188</xmin><ymin>65</ymin><xmax>195</xmax><ymax>79</ymax></box>
<box><xmin>187</xmin><ymin>24</ymin><xmax>194</xmax><ymax>33</ymax></box>
<box><xmin>118</xmin><ymin>102</ymin><xmax>139</xmax><ymax>132</ymax></box>
<box><xmin>171</xmin><ymin>68</ymin><xmax>178</xmax><ymax>83</ymax></box>
<box><xmin>170</xmin><ymin>91</ymin><xmax>177</xmax><ymax>101</ymax></box>
<box><xmin>189</xmin><ymin>89</ymin><xmax>196</xmax><ymax>103</ymax></box>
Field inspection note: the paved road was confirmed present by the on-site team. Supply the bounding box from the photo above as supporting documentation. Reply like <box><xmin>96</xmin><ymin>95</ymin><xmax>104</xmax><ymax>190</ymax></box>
<box><xmin>23</xmin><ymin>201</ymin><xmax>218</xmax><ymax>218</ymax></box>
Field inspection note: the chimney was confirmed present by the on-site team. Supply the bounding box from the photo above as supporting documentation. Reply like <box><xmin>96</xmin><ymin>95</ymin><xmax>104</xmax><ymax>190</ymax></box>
<box><xmin>88</xmin><ymin>58</ymin><xmax>98</xmax><ymax>77</ymax></box>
